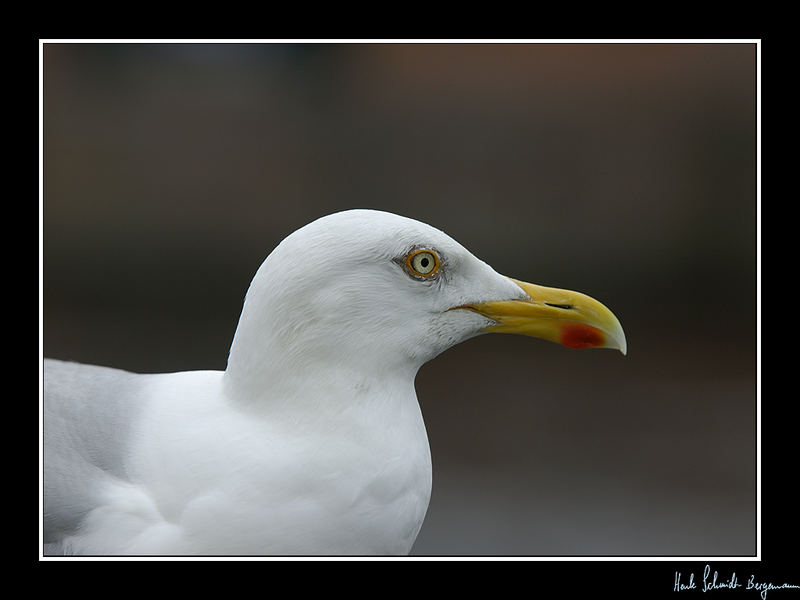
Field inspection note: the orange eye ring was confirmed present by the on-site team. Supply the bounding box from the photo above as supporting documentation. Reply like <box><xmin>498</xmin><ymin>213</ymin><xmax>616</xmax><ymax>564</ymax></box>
<box><xmin>406</xmin><ymin>249</ymin><xmax>440</xmax><ymax>277</ymax></box>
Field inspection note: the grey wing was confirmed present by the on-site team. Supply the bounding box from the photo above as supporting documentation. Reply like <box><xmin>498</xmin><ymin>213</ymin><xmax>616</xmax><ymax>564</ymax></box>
<box><xmin>43</xmin><ymin>358</ymin><xmax>148</xmax><ymax>551</ymax></box>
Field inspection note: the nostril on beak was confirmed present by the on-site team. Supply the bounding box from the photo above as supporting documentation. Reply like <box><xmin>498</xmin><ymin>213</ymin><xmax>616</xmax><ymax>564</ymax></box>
<box><xmin>544</xmin><ymin>302</ymin><xmax>574</xmax><ymax>310</ymax></box>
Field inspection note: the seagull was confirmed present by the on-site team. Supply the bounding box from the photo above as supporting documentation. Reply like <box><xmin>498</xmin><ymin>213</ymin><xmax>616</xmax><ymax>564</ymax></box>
<box><xmin>43</xmin><ymin>209</ymin><xmax>626</xmax><ymax>556</ymax></box>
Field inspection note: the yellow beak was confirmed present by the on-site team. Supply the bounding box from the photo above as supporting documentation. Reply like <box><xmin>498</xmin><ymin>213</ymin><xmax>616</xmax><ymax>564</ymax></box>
<box><xmin>458</xmin><ymin>277</ymin><xmax>627</xmax><ymax>355</ymax></box>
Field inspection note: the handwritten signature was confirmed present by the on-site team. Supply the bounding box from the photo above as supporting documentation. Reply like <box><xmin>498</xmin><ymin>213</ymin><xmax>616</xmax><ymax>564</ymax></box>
<box><xmin>675</xmin><ymin>565</ymin><xmax>799</xmax><ymax>599</ymax></box>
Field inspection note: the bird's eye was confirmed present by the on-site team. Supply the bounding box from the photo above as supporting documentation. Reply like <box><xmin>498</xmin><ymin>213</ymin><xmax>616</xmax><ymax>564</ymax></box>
<box><xmin>406</xmin><ymin>249</ymin><xmax>440</xmax><ymax>277</ymax></box>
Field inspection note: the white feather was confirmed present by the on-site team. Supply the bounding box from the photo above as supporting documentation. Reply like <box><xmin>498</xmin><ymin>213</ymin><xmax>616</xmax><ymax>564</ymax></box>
<box><xmin>43</xmin><ymin>209</ymin><xmax>527</xmax><ymax>555</ymax></box>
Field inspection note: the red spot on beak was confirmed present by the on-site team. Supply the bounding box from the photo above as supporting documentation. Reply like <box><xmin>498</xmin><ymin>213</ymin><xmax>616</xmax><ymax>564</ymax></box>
<box><xmin>560</xmin><ymin>324</ymin><xmax>605</xmax><ymax>349</ymax></box>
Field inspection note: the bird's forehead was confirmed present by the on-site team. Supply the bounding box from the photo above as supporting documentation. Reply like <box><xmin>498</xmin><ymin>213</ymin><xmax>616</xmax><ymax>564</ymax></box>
<box><xmin>303</xmin><ymin>210</ymin><xmax>467</xmax><ymax>258</ymax></box>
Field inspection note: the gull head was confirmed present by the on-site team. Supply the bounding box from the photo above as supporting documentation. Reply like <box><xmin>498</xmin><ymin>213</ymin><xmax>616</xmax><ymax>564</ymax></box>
<box><xmin>225</xmin><ymin>209</ymin><xmax>626</xmax><ymax>392</ymax></box>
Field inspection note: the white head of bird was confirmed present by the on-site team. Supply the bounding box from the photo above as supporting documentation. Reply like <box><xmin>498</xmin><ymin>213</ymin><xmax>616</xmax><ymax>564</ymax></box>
<box><xmin>224</xmin><ymin>209</ymin><xmax>626</xmax><ymax>407</ymax></box>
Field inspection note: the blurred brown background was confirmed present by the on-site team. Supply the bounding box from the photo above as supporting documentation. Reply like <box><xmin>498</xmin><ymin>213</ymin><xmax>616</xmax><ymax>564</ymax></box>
<box><xmin>42</xmin><ymin>42</ymin><xmax>757</xmax><ymax>556</ymax></box>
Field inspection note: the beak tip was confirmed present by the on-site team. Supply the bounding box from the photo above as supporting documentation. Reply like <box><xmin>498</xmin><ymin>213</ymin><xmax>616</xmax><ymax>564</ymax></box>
<box><xmin>614</xmin><ymin>331</ymin><xmax>628</xmax><ymax>356</ymax></box>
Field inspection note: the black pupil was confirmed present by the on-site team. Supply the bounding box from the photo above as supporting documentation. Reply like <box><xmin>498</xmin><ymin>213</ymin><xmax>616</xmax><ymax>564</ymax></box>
<box><xmin>420</xmin><ymin>257</ymin><xmax>430</xmax><ymax>268</ymax></box>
